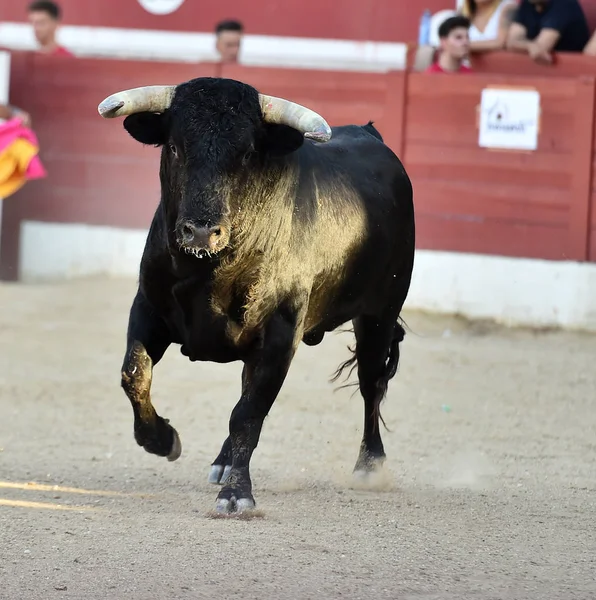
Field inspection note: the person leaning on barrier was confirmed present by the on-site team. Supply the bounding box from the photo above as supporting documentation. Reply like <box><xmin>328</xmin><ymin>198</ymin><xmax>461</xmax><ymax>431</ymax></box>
<box><xmin>462</xmin><ymin>0</ymin><xmax>518</xmax><ymax>53</ymax></box>
<box><xmin>0</xmin><ymin>105</ymin><xmax>32</xmax><ymax>128</ymax></box>
<box><xmin>506</xmin><ymin>0</ymin><xmax>590</xmax><ymax>64</ymax></box>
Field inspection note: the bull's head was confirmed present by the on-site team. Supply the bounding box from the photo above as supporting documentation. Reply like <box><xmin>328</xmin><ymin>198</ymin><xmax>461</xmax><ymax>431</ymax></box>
<box><xmin>97</xmin><ymin>78</ymin><xmax>331</xmax><ymax>258</ymax></box>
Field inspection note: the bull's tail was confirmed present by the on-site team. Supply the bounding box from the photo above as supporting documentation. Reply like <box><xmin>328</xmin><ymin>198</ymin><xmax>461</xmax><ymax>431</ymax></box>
<box><xmin>371</xmin><ymin>320</ymin><xmax>405</xmax><ymax>431</ymax></box>
<box><xmin>330</xmin><ymin>319</ymin><xmax>406</xmax><ymax>432</ymax></box>
<box><xmin>363</xmin><ymin>120</ymin><xmax>383</xmax><ymax>142</ymax></box>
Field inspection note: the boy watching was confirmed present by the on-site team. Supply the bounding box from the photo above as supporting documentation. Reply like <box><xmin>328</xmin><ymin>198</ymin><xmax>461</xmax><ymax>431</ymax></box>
<box><xmin>27</xmin><ymin>1</ymin><xmax>74</xmax><ymax>56</ymax></box>
<box><xmin>426</xmin><ymin>16</ymin><xmax>472</xmax><ymax>73</ymax></box>
<box><xmin>215</xmin><ymin>19</ymin><xmax>244</xmax><ymax>64</ymax></box>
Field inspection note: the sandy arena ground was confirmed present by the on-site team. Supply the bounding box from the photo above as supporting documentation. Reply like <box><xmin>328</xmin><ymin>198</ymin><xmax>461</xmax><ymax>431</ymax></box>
<box><xmin>0</xmin><ymin>277</ymin><xmax>595</xmax><ymax>600</ymax></box>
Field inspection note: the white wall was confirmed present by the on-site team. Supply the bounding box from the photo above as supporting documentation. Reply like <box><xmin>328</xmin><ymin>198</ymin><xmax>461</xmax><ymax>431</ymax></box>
<box><xmin>410</xmin><ymin>250</ymin><xmax>596</xmax><ymax>332</ymax></box>
<box><xmin>18</xmin><ymin>221</ymin><xmax>596</xmax><ymax>332</ymax></box>
<box><xmin>0</xmin><ymin>22</ymin><xmax>407</xmax><ymax>72</ymax></box>
<box><xmin>0</xmin><ymin>50</ymin><xmax>9</xmax><ymax>105</ymax></box>
<box><xmin>0</xmin><ymin>50</ymin><xmax>11</xmax><ymax>260</ymax></box>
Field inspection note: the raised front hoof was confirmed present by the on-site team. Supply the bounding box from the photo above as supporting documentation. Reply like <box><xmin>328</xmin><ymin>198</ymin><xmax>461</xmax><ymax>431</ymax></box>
<box><xmin>208</xmin><ymin>464</ymin><xmax>232</xmax><ymax>485</ymax></box>
<box><xmin>353</xmin><ymin>452</ymin><xmax>386</xmax><ymax>479</ymax></box>
<box><xmin>167</xmin><ymin>429</ymin><xmax>182</xmax><ymax>461</ymax></box>
<box><xmin>134</xmin><ymin>417</ymin><xmax>182</xmax><ymax>461</ymax></box>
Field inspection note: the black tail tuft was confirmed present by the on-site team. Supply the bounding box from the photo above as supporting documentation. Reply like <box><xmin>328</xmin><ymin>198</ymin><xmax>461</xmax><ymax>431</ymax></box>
<box><xmin>363</xmin><ymin>121</ymin><xmax>383</xmax><ymax>142</ymax></box>
<box><xmin>330</xmin><ymin>321</ymin><xmax>406</xmax><ymax>432</ymax></box>
<box><xmin>371</xmin><ymin>321</ymin><xmax>405</xmax><ymax>432</ymax></box>
<box><xmin>330</xmin><ymin>343</ymin><xmax>358</xmax><ymax>392</ymax></box>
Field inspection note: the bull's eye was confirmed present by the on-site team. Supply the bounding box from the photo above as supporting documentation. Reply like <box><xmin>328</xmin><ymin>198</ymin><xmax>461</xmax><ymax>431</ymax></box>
<box><xmin>169</xmin><ymin>144</ymin><xmax>178</xmax><ymax>157</ymax></box>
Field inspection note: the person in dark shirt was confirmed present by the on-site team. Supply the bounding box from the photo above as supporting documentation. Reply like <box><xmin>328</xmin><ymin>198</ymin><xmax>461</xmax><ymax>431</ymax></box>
<box><xmin>506</xmin><ymin>0</ymin><xmax>590</xmax><ymax>63</ymax></box>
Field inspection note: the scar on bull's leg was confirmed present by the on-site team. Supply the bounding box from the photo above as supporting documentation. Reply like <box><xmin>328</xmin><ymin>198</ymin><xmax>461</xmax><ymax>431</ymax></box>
<box><xmin>121</xmin><ymin>340</ymin><xmax>181</xmax><ymax>461</ymax></box>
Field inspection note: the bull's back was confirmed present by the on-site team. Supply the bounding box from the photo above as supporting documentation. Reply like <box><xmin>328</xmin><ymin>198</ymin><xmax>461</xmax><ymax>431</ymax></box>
<box><xmin>299</xmin><ymin>124</ymin><xmax>414</xmax><ymax>320</ymax></box>
<box><xmin>303</xmin><ymin>123</ymin><xmax>413</xmax><ymax>243</ymax></box>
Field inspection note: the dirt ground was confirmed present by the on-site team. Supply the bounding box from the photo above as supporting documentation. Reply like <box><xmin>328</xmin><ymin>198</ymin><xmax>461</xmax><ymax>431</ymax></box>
<box><xmin>0</xmin><ymin>277</ymin><xmax>595</xmax><ymax>600</ymax></box>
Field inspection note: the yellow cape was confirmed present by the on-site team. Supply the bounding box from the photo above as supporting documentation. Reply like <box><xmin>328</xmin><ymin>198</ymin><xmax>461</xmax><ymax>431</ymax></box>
<box><xmin>0</xmin><ymin>138</ymin><xmax>40</xmax><ymax>199</ymax></box>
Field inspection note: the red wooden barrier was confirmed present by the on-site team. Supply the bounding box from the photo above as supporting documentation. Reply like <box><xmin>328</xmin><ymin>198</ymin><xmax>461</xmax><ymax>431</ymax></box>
<box><xmin>0</xmin><ymin>53</ymin><xmax>222</xmax><ymax>279</ymax></box>
<box><xmin>405</xmin><ymin>72</ymin><xmax>595</xmax><ymax>261</ymax></box>
<box><xmin>470</xmin><ymin>51</ymin><xmax>596</xmax><ymax>78</ymax></box>
<box><xmin>219</xmin><ymin>64</ymin><xmax>406</xmax><ymax>152</ymax></box>
<box><xmin>3</xmin><ymin>52</ymin><xmax>596</xmax><ymax>279</ymax></box>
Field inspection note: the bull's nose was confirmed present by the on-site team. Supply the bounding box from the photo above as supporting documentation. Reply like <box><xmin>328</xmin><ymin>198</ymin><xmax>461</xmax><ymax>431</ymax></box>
<box><xmin>178</xmin><ymin>221</ymin><xmax>225</xmax><ymax>251</ymax></box>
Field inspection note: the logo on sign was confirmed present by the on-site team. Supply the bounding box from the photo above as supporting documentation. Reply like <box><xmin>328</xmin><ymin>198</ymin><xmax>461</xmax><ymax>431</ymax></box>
<box><xmin>137</xmin><ymin>0</ymin><xmax>185</xmax><ymax>15</ymax></box>
<box><xmin>485</xmin><ymin>99</ymin><xmax>532</xmax><ymax>134</ymax></box>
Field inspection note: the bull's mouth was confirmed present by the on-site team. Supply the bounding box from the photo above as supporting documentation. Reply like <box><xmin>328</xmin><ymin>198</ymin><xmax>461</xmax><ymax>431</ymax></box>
<box><xmin>176</xmin><ymin>222</ymin><xmax>230</xmax><ymax>258</ymax></box>
<box><xmin>182</xmin><ymin>246</ymin><xmax>219</xmax><ymax>259</ymax></box>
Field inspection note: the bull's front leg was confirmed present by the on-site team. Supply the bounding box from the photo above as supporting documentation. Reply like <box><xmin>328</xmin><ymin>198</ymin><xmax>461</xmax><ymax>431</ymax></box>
<box><xmin>121</xmin><ymin>291</ymin><xmax>181</xmax><ymax>460</ymax></box>
<box><xmin>215</xmin><ymin>306</ymin><xmax>304</xmax><ymax>514</ymax></box>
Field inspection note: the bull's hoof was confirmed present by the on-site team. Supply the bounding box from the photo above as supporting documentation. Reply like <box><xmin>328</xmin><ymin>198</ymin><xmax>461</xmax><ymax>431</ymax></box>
<box><xmin>215</xmin><ymin>480</ymin><xmax>256</xmax><ymax>515</ymax></box>
<box><xmin>215</xmin><ymin>495</ymin><xmax>256</xmax><ymax>515</ymax></box>
<box><xmin>167</xmin><ymin>429</ymin><xmax>182</xmax><ymax>462</ymax></box>
<box><xmin>134</xmin><ymin>416</ymin><xmax>182</xmax><ymax>460</ymax></box>
<box><xmin>353</xmin><ymin>451</ymin><xmax>386</xmax><ymax>478</ymax></box>
<box><xmin>208</xmin><ymin>464</ymin><xmax>232</xmax><ymax>485</ymax></box>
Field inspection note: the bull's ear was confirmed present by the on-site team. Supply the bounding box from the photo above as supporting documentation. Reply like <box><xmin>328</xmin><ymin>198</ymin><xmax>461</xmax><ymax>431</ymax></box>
<box><xmin>260</xmin><ymin>123</ymin><xmax>304</xmax><ymax>157</ymax></box>
<box><xmin>123</xmin><ymin>112</ymin><xmax>168</xmax><ymax>146</ymax></box>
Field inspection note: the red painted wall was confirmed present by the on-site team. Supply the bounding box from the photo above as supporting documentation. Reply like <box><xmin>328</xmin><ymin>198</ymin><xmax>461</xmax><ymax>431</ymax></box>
<box><xmin>4</xmin><ymin>50</ymin><xmax>596</xmax><ymax>281</ymax></box>
<box><xmin>4</xmin><ymin>0</ymin><xmax>452</xmax><ymax>43</ymax></box>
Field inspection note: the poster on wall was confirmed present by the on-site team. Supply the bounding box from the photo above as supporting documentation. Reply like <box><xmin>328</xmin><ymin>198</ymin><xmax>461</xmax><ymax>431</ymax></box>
<box><xmin>478</xmin><ymin>87</ymin><xmax>541</xmax><ymax>151</ymax></box>
<box><xmin>137</xmin><ymin>0</ymin><xmax>185</xmax><ymax>14</ymax></box>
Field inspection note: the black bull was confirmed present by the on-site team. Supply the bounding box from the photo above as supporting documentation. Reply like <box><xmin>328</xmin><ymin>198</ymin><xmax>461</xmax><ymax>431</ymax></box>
<box><xmin>98</xmin><ymin>77</ymin><xmax>415</xmax><ymax>514</ymax></box>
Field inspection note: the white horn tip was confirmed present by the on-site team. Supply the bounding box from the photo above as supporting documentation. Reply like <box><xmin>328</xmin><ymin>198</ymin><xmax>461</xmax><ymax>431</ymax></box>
<box><xmin>98</xmin><ymin>97</ymin><xmax>125</xmax><ymax>118</ymax></box>
<box><xmin>305</xmin><ymin>124</ymin><xmax>332</xmax><ymax>143</ymax></box>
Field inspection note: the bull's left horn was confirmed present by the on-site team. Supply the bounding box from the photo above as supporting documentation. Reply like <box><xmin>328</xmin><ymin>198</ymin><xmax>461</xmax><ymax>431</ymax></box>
<box><xmin>259</xmin><ymin>94</ymin><xmax>332</xmax><ymax>143</ymax></box>
<box><xmin>98</xmin><ymin>85</ymin><xmax>177</xmax><ymax>118</ymax></box>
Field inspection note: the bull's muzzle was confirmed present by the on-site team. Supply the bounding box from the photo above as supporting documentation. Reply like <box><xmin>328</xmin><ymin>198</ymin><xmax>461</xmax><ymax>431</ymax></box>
<box><xmin>176</xmin><ymin>221</ymin><xmax>229</xmax><ymax>257</ymax></box>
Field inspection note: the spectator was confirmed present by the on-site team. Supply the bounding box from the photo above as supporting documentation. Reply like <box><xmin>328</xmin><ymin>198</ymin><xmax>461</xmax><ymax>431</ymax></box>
<box><xmin>0</xmin><ymin>104</ymin><xmax>32</xmax><ymax>128</ymax></box>
<box><xmin>463</xmin><ymin>0</ymin><xmax>518</xmax><ymax>52</ymax></box>
<box><xmin>506</xmin><ymin>0</ymin><xmax>590</xmax><ymax>63</ymax></box>
<box><xmin>27</xmin><ymin>1</ymin><xmax>74</xmax><ymax>57</ymax></box>
<box><xmin>215</xmin><ymin>19</ymin><xmax>243</xmax><ymax>63</ymax></box>
<box><xmin>426</xmin><ymin>16</ymin><xmax>472</xmax><ymax>73</ymax></box>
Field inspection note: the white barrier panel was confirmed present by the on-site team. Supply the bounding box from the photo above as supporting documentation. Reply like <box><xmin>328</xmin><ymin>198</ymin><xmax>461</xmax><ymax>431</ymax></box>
<box><xmin>0</xmin><ymin>49</ymin><xmax>11</xmax><ymax>263</ymax></box>
<box><xmin>0</xmin><ymin>50</ymin><xmax>9</xmax><ymax>104</ymax></box>
<box><xmin>0</xmin><ymin>22</ymin><xmax>407</xmax><ymax>72</ymax></box>
<box><xmin>18</xmin><ymin>221</ymin><xmax>596</xmax><ymax>332</ymax></box>
<box><xmin>20</xmin><ymin>222</ymin><xmax>147</xmax><ymax>280</ymax></box>
<box><xmin>408</xmin><ymin>249</ymin><xmax>596</xmax><ymax>332</ymax></box>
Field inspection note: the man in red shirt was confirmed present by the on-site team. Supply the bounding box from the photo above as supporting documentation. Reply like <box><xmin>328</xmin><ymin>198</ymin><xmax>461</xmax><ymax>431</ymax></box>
<box><xmin>27</xmin><ymin>1</ymin><xmax>74</xmax><ymax>57</ymax></box>
<box><xmin>426</xmin><ymin>16</ymin><xmax>472</xmax><ymax>74</ymax></box>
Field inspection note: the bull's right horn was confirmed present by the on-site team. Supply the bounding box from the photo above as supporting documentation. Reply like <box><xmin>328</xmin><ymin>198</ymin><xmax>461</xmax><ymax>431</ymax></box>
<box><xmin>98</xmin><ymin>85</ymin><xmax>177</xmax><ymax>119</ymax></box>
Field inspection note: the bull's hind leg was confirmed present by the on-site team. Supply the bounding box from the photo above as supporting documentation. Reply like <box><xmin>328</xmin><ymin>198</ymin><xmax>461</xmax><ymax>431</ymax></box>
<box><xmin>352</xmin><ymin>314</ymin><xmax>405</xmax><ymax>476</ymax></box>
<box><xmin>121</xmin><ymin>292</ymin><xmax>180</xmax><ymax>460</ymax></box>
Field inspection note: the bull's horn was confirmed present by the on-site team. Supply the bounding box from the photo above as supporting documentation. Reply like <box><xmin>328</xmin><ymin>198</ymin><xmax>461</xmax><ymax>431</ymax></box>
<box><xmin>98</xmin><ymin>85</ymin><xmax>177</xmax><ymax>118</ymax></box>
<box><xmin>259</xmin><ymin>94</ymin><xmax>332</xmax><ymax>143</ymax></box>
